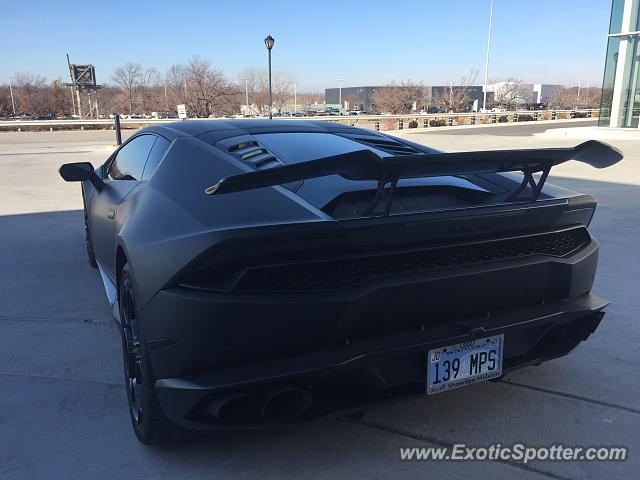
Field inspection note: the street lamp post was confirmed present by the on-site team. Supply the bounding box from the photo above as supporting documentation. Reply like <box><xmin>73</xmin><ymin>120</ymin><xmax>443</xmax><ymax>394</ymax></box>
<box><xmin>8</xmin><ymin>79</ymin><xmax>16</xmax><ymax>116</ymax></box>
<box><xmin>164</xmin><ymin>81</ymin><xmax>169</xmax><ymax>114</ymax></box>
<box><xmin>482</xmin><ymin>0</ymin><xmax>494</xmax><ymax>112</ymax></box>
<box><xmin>265</xmin><ymin>35</ymin><xmax>274</xmax><ymax>119</ymax></box>
<box><xmin>245</xmin><ymin>79</ymin><xmax>249</xmax><ymax>115</ymax></box>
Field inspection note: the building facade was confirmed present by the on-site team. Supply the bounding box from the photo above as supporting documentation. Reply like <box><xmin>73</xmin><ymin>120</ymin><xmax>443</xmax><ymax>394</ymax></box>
<box><xmin>600</xmin><ymin>0</ymin><xmax>640</xmax><ymax>127</ymax></box>
<box><xmin>533</xmin><ymin>84</ymin><xmax>563</xmax><ymax>104</ymax></box>
<box><xmin>325</xmin><ymin>86</ymin><xmax>377</xmax><ymax>112</ymax></box>
<box><xmin>484</xmin><ymin>82</ymin><xmax>562</xmax><ymax>106</ymax></box>
<box><xmin>426</xmin><ymin>86</ymin><xmax>485</xmax><ymax>110</ymax></box>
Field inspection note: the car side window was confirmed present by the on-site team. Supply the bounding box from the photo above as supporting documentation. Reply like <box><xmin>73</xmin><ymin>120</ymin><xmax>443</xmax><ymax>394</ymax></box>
<box><xmin>142</xmin><ymin>136</ymin><xmax>171</xmax><ymax>180</ymax></box>
<box><xmin>107</xmin><ymin>135</ymin><xmax>156</xmax><ymax>181</ymax></box>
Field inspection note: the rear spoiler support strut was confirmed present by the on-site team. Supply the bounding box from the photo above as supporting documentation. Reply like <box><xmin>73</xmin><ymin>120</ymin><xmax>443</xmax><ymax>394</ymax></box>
<box><xmin>360</xmin><ymin>162</ymin><xmax>550</xmax><ymax>215</ymax></box>
<box><xmin>506</xmin><ymin>165</ymin><xmax>551</xmax><ymax>202</ymax></box>
<box><xmin>364</xmin><ymin>175</ymin><xmax>400</xmax><ymax>216</ymax></box>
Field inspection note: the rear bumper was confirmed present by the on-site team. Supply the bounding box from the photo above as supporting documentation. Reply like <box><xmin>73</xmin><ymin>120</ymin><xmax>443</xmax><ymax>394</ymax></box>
<box><xmin>153</xmin><ymin>292</ymin><xmax>606</xmax><ymax>429</ymax></box>
<box><xmin>138</xmin><ymin>227</ymin><xmax>605</xmax><ymax>429</ymax></box>
<box><xmin>143</xmin><ymin>231</ymin><xmax>599</xmax><ymax>377</ymax></box>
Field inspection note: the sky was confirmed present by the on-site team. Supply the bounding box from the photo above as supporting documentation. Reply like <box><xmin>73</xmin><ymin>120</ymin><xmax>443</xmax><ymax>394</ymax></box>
<box><xmin>1</xmin><ymin>0</ymin><xmax>612</xmax><ymax>91</ymax></box>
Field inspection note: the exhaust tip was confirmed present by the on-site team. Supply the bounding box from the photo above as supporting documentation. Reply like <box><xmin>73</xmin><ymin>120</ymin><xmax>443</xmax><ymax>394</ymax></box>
<box><xmin>262</xmin><ymin>387</ymin><xmax>312</xmax><ymax>420</ymax></box>
<box><xmin>205</xmin><ymin>393</ymin><xmax>257</xmax><ymax>423</ymax></box>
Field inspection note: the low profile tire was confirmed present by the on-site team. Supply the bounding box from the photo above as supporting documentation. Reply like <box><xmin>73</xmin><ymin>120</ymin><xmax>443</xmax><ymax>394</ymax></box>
<box><xmin>84</xmin><ymin>213</ymin><xmax>97</xmax><ymax>268</ymax></box>
<box><xmin>119</xmin><ymin>263</ymin><xmax>184</xmax><ymax>444</ymax></box>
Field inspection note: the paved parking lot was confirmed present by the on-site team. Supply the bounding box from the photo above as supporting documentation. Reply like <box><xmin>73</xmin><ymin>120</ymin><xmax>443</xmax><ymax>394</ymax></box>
<box><xmin>1</xmin><ymin>121</ymin><xmax>638</xmax><ymax>479</ymax></box>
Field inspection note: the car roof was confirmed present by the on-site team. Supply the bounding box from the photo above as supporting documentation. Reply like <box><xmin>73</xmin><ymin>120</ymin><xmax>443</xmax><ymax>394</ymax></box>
<box><xmin>143</xmin><ymin>119</ymin><xmax>363</xmax><ymax>140</ymax></box>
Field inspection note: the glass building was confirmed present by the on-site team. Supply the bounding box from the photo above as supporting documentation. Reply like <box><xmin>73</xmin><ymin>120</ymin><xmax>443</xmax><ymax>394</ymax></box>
<box><xmin>600</xmin><ymin>0</ymin><xmax>640</xmax><ymax>127</ymax></box>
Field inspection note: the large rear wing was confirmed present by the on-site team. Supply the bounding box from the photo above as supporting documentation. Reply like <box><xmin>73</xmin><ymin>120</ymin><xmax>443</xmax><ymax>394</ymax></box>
<box><xmin>205</xmin><ymin>140</ymin><xmax>622</xmax><ymax>214</ymax></box>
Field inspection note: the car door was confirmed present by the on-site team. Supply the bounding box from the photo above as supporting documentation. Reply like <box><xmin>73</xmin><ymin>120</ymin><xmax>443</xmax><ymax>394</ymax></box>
<box><xmin>90</xmin><ymin>134</ymin><xmax>157</xmax><ymax>278</ymax></box>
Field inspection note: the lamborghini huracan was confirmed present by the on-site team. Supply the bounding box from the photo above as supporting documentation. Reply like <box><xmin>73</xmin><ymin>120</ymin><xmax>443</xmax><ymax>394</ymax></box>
<box><xmin>59</xmin><ymin>120</ymin><xmax>622</xmax><ymax>444</ymax></box>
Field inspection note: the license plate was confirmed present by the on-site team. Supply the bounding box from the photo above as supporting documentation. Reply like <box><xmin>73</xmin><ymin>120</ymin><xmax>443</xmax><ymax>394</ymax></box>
<box><xmin>426</xmin><ymin>334</ymin><xmax>503</xmax><ymax>395</ymax></box>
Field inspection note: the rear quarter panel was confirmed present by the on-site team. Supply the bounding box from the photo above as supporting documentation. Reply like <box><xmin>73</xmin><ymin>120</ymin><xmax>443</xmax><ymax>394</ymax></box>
<box><xmin>115</xmin><ymin>136</ymin><xmax>331</xmax><ymax>308</ymax></box>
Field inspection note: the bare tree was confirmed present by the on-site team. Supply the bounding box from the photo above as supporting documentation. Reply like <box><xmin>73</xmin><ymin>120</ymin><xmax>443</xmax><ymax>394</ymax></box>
<box><xmin>3</xmin><ymin>57</ymin><xmax>339</xmax><ymax>119</ymax></box>
<box><xmin>0</xmin><ymin>84</ymin><xmax>13</xmax><ymax>116</ymax></box>
<box><xmin>581</xmin><ymin>87</ymin><xmax>602</xmax><ymax>109</ymax></box>
<box><xmin>96</xmin><ymin>85</ymin><xmax>123</xmax><ymax>115</ymax></box>
<box><xmin>547</xmin><ymin>86</ymin><xmax>602</xmax><ymax>110</ymax></box>
<box><xmin>165</xmin><ymin>64</ymin><xmax>188</xmax><ymax>111</ymax></box>
<box><xmin>371</xmin><ymin>80</ymin><xmax>425</xmax><ymax>114</ymax></box>
<box><xmin>239</xmin><ymin>67</ymin><xmax>269</xmax><ymax>115</ymax></box>
<box><xmin>493</xmin><ymin>78</ymin><xmax>531</xmax><ymax>110</ymax></box>
<box><xmin>548</xmin><ymin>87</ymin><xmax>578</xmax><ymax>109</ymax></box>
<box><xmin>140</xmin><ymin>68</ymin><xmax>161</xmax><ymax>113</ymax></box>
<box><xmin>13</xmin><ymin>72</ymin><xmax>46</xmax><ymax>114</ymax></box>
<box><xmin>184</xmin><ymin>56</ymin><xmax>238</xmax><ymax>117</ymax></box>
<box><xmin>297</xmin><ymin>92</ymin><xmax>324</xmax><ymax>113</ymax></box>
<box><xmin>272</xmin><ymin>72</ymin><xmax>295</xmax><ymax>114</ymax></box>
<box><xmin>239</xmin><ymin>68</ymin><xmax>297</xmax><ymax>116</ymax></box>
<box><xmin>434</xmin><ymin>70</ymin><xmax>479</xmax><ymax>112</ymax></box>
<box><xmin>51</xmin><ymin>80</ymin><xmax>72</xmax><ymax>117</ymax></box>
<box><xmin>112</xmin><ymin>63</ymin><xmax>142</xmax><ymax>114</ymax></box>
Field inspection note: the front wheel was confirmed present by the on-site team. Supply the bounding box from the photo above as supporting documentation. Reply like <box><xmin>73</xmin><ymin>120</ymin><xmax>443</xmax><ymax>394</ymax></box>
<box><xmin>119</xmin><ymin>263</ymin><xmax>184</xmax><ymax>444</ymax></box>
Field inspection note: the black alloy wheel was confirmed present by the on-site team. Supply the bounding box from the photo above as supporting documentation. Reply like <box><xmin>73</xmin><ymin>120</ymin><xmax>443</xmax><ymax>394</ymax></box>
<box><xmin>118</xmin><ymin>263</ymin><xmax>183</xmax><ymax>444</ymax></box>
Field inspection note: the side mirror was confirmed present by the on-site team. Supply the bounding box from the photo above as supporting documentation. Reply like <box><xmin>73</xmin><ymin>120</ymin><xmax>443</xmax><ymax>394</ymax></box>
<box><xmin>59</xmin><ymin>162</ymin><xmax>104</xmax><ymax>191</ymax></box>
<box><xmin>59</xmin><ymin>162</ymin><xmax>94</xmax><ymax>182</ymax></box>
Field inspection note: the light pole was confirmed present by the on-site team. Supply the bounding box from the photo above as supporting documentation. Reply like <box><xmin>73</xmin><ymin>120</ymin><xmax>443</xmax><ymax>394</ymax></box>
<box><xmin>577</xmin><ymin>81</ymin><xmax>581</xmax><ymax>108</ymax></box>
<box><xmin>482</xmin><ymin>0</ymin><xmax>494</xmax><ymax>112</ymax></box>
<box><xmin>8</xmin><ymin>79</ymin><xmax>16</xmax><ymax>115</ymax></box>
<box><xmin>337</xmin><ymin>79</ymin><xmax>343</xmax><ymax>114</ymax></box>
<box><xmin>265</xmin><ymin>35</ymin><xmax>274</xmax><ymax>119</ymax></box>
<box><xmin>586</xmin><ymin>83</ymin><xmax>590</xmax><ymax>109</ymax></box>
<box><xmin>449</xmin><ymin>79</ymin><xmax>453</xmax><ymax>111</ymax></box>
<box><xmin>164</xmin><ymin>81</ymin><xmax>168</xmax><ymax>114</ymax></box>
<box><xmin>245</xmin><ymin>79</ymin><xmax>249</xmax><ymax>115</ymax></box>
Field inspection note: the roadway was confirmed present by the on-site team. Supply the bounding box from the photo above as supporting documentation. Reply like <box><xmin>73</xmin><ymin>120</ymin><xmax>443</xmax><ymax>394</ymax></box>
<box><xmin>0</xmin><ymin>120</ymin><xmax>637</xmax><ymax>479</ymax></box>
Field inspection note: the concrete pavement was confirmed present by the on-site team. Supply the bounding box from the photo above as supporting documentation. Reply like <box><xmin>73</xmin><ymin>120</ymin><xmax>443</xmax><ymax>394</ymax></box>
<box><xmin>0</xmin><ymin>122</ymin><xmax>638</xmax><ymax>479</ymax></box>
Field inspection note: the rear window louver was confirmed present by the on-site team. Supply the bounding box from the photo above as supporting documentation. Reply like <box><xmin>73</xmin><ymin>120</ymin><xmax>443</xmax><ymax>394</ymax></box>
<box><xmin>228</xmin><ymin>140</ymin><xmax>283</xmax><ymax>170</ymax></box>
<box><xmin>352</xmin><ymin>137</ymin><xmax>421</xmax><ymax>156</ymax></box>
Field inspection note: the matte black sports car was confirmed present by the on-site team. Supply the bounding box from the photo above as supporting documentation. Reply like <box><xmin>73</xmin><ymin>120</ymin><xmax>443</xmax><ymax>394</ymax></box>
<box><xmin>59</xmin><ymin>120</ymin><xmax>622</xmax><ymax>444</ymax></box>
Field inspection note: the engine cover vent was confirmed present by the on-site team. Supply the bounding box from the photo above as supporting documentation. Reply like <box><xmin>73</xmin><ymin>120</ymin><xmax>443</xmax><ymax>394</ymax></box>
<box><xmin>350</xmin><ymin>136</ymin><xmax>422</xmax><ymax>156</ymax></box>
<box><xmin>227</xmin><ymin>140</ymin><xmax>282</xmax><ymax>170</ymax></box>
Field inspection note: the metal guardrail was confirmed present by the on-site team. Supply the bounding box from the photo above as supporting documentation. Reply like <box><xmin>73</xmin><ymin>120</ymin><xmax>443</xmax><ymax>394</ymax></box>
<box><xmin>0</xmin><ymin>109</ymin><xmax>599</xmax><ymax>132</ymax></box>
